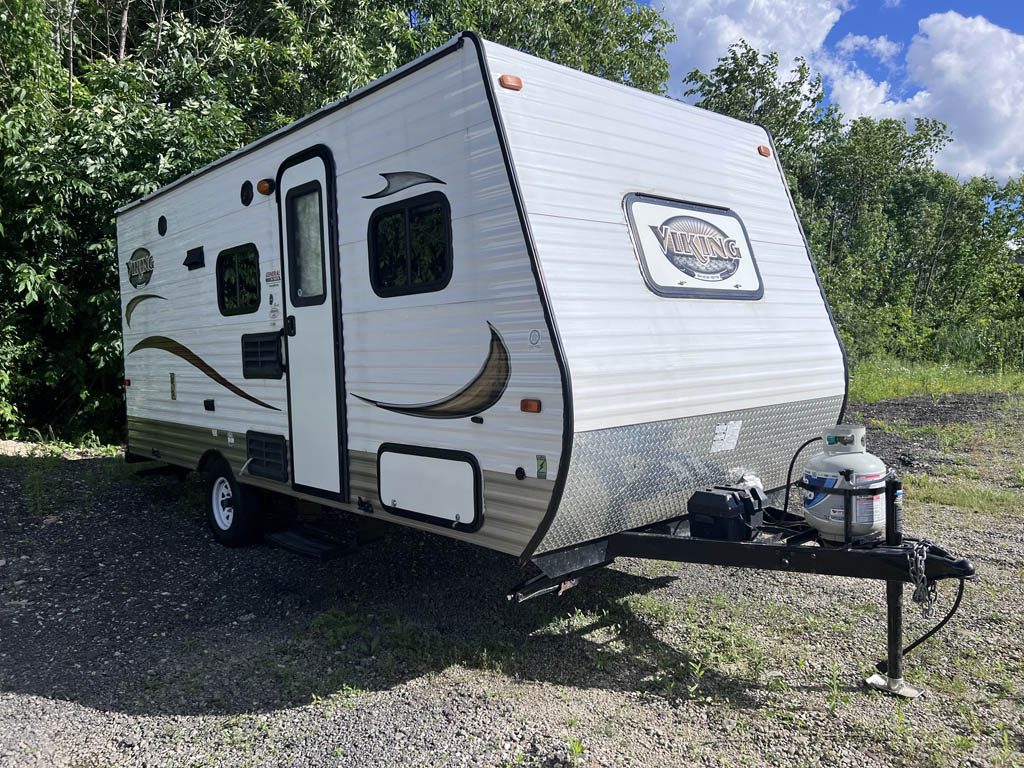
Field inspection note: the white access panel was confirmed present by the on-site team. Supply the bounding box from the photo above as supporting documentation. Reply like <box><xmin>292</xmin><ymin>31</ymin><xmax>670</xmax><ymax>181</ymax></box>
<box><xmin>378</xmin><ymin>450</ymin><xmax>478</xmax><ymax>526</ymax></box>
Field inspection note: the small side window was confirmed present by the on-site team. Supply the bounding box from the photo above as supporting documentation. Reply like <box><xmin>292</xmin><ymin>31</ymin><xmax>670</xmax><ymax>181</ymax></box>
<box><xmin>369</xmin><ymin>191</ymin><xmax>452</xmax><ymax>297</ymax></box>
<box><xmin>286</xmin><ymin>181</ymin><xmax>326</xmax><ymax>306</ymax></box>
<box><xmin>217</xmin><ymin>243</ymin><xmax>261</xmax><ymax>316</ymax></box>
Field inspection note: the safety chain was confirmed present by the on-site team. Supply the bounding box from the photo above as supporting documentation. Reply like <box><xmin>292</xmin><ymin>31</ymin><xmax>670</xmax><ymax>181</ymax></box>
<box><xmin>909</xmin><ymin>539</ymin><xmax>938</xmax><ymax>619</ymax></box>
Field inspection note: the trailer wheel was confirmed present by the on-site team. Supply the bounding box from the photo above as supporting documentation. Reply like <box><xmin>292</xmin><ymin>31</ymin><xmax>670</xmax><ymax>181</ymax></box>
<box><xmin>204</xmin><ymin>459</ymin><xmax>258</xmax><ymax>546</ymax></box>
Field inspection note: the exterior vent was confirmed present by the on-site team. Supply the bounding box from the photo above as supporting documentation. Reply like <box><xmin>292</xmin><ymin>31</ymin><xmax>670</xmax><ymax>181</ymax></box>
<box><xmin>241</xmin><ymin>332</ymin><xmax>284</xmax><ymax>379</ymax></box>
<box><xmin>184</xmin><ymin>246</ymin><xmax>205</xmax><ymax>270</ymax></box>
<box><xmin>246</xmin><ymin>432</ymin><xmax>288</xmax><ymax>482</ymax></box>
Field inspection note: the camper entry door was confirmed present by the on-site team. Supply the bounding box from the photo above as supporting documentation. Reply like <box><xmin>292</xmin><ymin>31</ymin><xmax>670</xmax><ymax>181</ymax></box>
<box><xmin>276</xmin><ymin>150</ymin><xmax>348</xmax><ymax>500</ymax></box>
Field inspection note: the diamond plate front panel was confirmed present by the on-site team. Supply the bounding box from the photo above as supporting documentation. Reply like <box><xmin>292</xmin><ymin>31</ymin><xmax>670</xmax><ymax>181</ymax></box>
<box><xmin>536</xmin><ymin>395</ymin><xmax>844</xmax><ymax>553</ymax></box>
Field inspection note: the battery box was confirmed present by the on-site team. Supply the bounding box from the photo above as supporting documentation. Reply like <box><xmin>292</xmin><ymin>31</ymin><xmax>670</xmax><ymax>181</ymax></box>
<box><xmin>687</xmin><ymin>486</ymin><xmax>765</xmax><ymax>542</ymax></box>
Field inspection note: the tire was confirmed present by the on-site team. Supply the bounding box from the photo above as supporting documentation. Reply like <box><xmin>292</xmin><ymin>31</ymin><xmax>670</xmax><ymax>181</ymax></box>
<box><xmin>204</xmin><ymin>458</ymin><xmax>259</xmax><ymax>546</ymax></box>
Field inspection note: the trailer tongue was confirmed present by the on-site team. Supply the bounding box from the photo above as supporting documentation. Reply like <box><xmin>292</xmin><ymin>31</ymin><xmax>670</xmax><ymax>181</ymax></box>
<box><xmin>511</xmin><ymin>426</ymin><xmax>976</xmax><ymax>699</ymax></box>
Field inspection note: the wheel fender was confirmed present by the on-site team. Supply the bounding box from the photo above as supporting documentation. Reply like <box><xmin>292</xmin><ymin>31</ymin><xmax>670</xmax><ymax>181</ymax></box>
<box><xmin>197</xmin><ymin>449</ymin><xmax>229</xmax><ymax>475</ymax></box>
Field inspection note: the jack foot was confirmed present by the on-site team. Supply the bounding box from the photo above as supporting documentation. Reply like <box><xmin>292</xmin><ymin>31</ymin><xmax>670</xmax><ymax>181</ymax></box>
<box><xmin>865</xmin><ymin>673</ymin><xmax>924</xmax><ymax>699</ymax></box>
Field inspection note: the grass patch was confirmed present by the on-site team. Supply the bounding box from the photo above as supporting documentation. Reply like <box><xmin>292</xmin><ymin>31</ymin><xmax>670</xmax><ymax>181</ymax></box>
<box><xmin>902</xmin><ymin>473</ymin><xmax>1023</xmax><ymax>518</ymax></box>
<box><xmin>850</xmin><ymin>358</ymin><xmax>1024</xmax><ymax>403</ymax></box>
<box><xmin>866</xmin><ymin>418</ymin><xmax>977</xmax><ymax>452</ymax></box>
<box><xmin>311</xmin><ymin>603</ymin><xmax>520</xmax><ymax>678</ymax></box>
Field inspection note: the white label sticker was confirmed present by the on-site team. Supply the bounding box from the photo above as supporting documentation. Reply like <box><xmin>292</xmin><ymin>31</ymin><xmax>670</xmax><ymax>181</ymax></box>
<box><xmin>829</xmin><ymin>496</ymin><xmax>884</xmax><ymax>524</ymax></box>
<box><xmin>710</xmin><ymin>420</ymin><xmax>742</xmax><ymax>453</ymax></box>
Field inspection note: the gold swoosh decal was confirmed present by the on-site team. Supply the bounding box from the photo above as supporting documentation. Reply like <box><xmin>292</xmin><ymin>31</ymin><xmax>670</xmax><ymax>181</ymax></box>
<box><xmin>125</xmin><ymin>294</ymin><xmax>167</xmax><ymax>327</ymax></box>
<box><xmin>354</xmin><ymin>323</ymin><xmax>510</xmax><ymax>419</ymax></box>
<box><xmin>128</xmin><ymin>336</ymin><xmax>280</xmax><ymax>411</ymax></box>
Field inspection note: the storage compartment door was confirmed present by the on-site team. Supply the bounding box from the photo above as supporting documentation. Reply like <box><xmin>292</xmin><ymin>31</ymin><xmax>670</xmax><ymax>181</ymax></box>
<box><xmin>377</xmin><ymin>445</ymin><xmax>481</xmax><ymax>532</ymax></box>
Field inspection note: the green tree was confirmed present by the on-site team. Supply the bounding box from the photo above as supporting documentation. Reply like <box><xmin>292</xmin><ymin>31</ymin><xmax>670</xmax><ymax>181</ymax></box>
<box><xmin>0</xmin><ymin>0</ymin><xmax>674</xmax><ymax>440</ymax></box>
<box><xmin>683</xmin><ymin>41</ymin><xmax>841</xmax><ymax>178</ymax></box>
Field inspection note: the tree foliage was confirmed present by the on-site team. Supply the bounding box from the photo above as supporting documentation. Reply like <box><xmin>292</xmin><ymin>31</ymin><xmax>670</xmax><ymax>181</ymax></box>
<box><xmin>685</xmin><ymin>42</ymin><xmax>1024</xmax><ymax>368</ymax></box>
<box><xmin>0</xmin><ymin>0</ymin><xmax>673</xmax><ymax>440</ymax></box>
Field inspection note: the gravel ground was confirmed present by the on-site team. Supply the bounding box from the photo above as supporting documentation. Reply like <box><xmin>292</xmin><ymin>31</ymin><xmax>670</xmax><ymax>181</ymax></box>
<box><xmin>1</xmin><ymin>395</ymin><xmax>1022</xmax><ymax>767</ymax></box>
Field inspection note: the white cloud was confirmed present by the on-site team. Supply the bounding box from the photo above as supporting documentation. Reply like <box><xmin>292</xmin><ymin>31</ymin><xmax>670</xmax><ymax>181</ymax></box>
<box><xmin>660</xmin><ymin>2</ymin><xmax>1024</xmax><ymax>180</ymax></box>
<box><xmin>826</xmin><ymin>12</ymin><xmax>1024</xmax><ymax>179</ymax></box>
<box><xmin>662</xmin><ymin>0</ymin><xmax>847</xmax><ymax>94</ymax></box>
<box><xmin>835</xmin><ymin>33</ymin><xmax>901</xmax><ymax>63</ymax></box>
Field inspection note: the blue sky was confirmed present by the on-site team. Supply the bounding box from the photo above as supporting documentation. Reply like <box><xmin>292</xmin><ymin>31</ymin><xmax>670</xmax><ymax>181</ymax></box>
<box><xmin>655</xmin><ymin>1</ymin><xmax>1024</xmax><ymax>180</ymax></box>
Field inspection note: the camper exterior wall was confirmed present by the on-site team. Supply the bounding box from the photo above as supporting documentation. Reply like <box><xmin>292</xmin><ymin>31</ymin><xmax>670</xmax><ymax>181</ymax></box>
<box><xmin>118</xmin><ymin>39</ymin><xmax>565</xmax><ymax>556</ymax></box>
<box><xmin>481</xmin><ymin>41</ymin><xmax>846</xmax><ymax>553</ymax></box>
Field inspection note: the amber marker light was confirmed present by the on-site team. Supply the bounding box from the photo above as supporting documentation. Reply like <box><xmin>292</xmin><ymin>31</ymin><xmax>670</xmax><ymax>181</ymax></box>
<box><xmin>757</xmin><ymin>145</ymin><xmax>772</xmax><ymax>157</ymax></box>
<box><xmin>520</xmin><ymin>398</ymin><xmax>542</xmax><ymax>413</ymax></box>
<box><xmin>256</xmin><ymin>178</ymin><xmax>276</xmax><ymax>195</ymax></box>
<box><xmin>499</xmin><ymin>74</ymin><xmax>523</xmax><ymax>91</ymax></box>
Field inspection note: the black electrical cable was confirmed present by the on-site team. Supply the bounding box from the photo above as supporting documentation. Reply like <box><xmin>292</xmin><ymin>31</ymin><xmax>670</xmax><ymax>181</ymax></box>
<box><xmin>783</xmin><ymin>436</ymin><xmax>822</xmax><ymax>514</ymax></box>
<box><xmin>875</xmin><ymin>577</ymin><xmax>966</xmax><ymax>674</ymax></box>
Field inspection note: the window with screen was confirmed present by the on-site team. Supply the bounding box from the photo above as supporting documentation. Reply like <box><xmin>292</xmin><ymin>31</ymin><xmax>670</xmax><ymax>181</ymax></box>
<box><xmin>286</xmin><ymin>182</ymin><xmax>326</xmax><ymax>306</ymax></box>
<box><xmin>369</xmin><ymin>192</ymin><xmax>452</xmax><ymax>297</ymax></box>
<box><xmin>216</xmin><ymin>243</ymin><xmax>261</xmax><ymax>316</ymax></box>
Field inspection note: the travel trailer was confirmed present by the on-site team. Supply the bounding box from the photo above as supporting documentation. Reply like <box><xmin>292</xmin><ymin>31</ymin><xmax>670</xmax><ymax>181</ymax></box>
<box><xmin>117</xmin><ymin>33</ymin><xmax>980</xmax><ymax>697</ymax></box>
<box><xmin>116</xmin><ymin>31</ymin><xmax>848</xmax><ymax>560</ymax></box>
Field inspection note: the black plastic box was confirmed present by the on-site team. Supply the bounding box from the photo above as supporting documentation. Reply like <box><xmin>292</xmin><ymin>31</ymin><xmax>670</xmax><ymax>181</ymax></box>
<box><xmin>687</xmin><ymin>486</ymin><xmax>764</xmax><ymax>542</ymax></box>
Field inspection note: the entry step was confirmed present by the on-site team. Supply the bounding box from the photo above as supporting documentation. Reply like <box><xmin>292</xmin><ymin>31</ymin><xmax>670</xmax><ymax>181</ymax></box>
<box><xmin>265</xmin><ymin>525</ymin><xmax>351</xmax><ymax>561</ymax></box>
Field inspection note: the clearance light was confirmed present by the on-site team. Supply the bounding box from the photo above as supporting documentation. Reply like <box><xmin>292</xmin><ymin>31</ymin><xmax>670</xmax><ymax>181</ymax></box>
<box><xmin>256</xmin><ymin>178</ymin><xmax>276</xmax><ymax>195</ymax></box>
<box><xmin>499</xmin><ymin>74</ymin><xmax>523</xmax><ymax>91</ymax></box>
<box><xmin>757</xmin><ymin>145</ymin><xmax>772</xmax><ymax>157</ymax></box>
<box><xmin>520</xmin><ymin>399</ymin><xmax>542</xmax><ymax>413</ymax></box>
<box><xmin>124</xmin><ymin>379</ymin><xmax>131</xmax><ymax>387</ymax></box>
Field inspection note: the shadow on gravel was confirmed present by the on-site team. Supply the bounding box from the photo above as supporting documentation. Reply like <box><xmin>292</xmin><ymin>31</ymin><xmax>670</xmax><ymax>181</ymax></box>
<box><xmin>1</xmin><ymin>453</ymin><xmax>763</xmax><ymax>717</ymax></box>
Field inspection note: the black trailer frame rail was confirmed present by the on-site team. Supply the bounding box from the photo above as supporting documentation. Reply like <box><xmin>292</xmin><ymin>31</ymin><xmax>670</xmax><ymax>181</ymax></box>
<box><xmin>511</xmin><ymin>479</ymin><xmax>975</xmax><ymax>699</ymax></box>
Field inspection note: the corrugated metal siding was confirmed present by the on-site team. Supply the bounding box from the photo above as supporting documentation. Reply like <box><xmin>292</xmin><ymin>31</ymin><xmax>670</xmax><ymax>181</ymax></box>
<box><xmin>118</xmin><ymin>40</ymin><xmax>563</xmax><ymax>557</ymax></box>
<box><xmin>484</xmin><ymin>41</ymin><xmax>845</xmax><ymax>435</ymax></box>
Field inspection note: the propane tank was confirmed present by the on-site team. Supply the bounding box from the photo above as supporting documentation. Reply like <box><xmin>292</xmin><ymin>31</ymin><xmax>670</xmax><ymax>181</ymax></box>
<box><xmin>802</xmin><ymin>425</ymin><xmax>889</xmax><ymax>543</ymax></box>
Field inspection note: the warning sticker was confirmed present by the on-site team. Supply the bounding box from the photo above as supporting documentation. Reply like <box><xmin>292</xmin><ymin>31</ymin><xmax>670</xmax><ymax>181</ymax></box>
<box><xmin>536</xmin><ymin>455</ymin><xmax>548</xmax><ymax>480</ymax></box>
<box><xmin>828</xmin><ymin>495</ymin><xmax>884</xmax><ymax>524</ymax></box>
<box><xmin>265</xmin><ymin>269</ymin><xmax>282</xmax><ymax>287</ymax></box>
<box><xmin>710</xmin><ymin>420</ymin><xmax>742</xmax><ymax>453</ymax></box>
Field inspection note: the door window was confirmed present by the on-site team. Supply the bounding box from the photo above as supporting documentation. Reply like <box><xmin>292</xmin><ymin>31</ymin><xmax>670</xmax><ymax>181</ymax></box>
<box><xmin>286</xmin><ymin>182</ymin><xmax>326</xmax><ymax>306</ymax></box>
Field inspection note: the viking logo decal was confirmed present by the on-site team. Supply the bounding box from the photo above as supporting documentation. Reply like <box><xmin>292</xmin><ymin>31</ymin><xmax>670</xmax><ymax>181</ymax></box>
<box><xmin>650</xmin><ymin>216</ymin><xmax>742</xmax><ymax>283</ymax></box>
<box><xmin>126</xmin><ymin>248</ymin><xmax>155</xmax><ymax>288</ymax></box>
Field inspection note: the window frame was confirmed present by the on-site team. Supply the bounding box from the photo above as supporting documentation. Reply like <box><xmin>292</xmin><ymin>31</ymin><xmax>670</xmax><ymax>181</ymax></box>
<box><xmin>285</xmin><ymin>180</ymin><xmax>327</xmax><ymax>307</ymax></box>
<box><xmin>368</xmin><ymin>191</ymin><xmax>453</xmax><ymax>298</ymax></box>
<box><xmin>216</xmin><ymin>242</ymin><xmax>262</xmax><ymax>317</ymax></box>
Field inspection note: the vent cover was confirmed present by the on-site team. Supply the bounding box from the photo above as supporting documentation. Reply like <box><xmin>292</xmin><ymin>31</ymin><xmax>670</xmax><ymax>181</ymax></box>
<box><xmin>183</xmin><ymin>246</ymin><xmax>205</xmax><ymax>270</ymax></box>
<box><xmin>246</xmin><ymin>432</ymin><xmax>288</xmax><ymax>482</ymax></box>
<box><xmin>241</xmin><ymin>332</ymin><xmax>283</xmax><ymax>379</ymax></box>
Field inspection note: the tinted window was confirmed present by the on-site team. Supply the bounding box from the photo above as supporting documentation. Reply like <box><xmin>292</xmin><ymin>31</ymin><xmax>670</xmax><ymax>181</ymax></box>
<box><xmin>369</xmin><ymin>192</ymin><xmax>452</xmax><ymax>297</ymax></box>
<box><xmin>217</xmin><ymin>244</ymin><xmax>260</xmax><ymax>316</ymax></box>
<box><xmin>373</xmin><ymin>211</ymin><xmax>407</xmax><ymax>292</ymax></box>
<box><xmin>286</xmin><ymin>183</ymin><xmax>326</xmax><ymax>306</ymax></box>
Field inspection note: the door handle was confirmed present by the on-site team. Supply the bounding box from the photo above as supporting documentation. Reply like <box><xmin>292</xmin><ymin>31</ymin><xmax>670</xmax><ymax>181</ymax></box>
<box><xmin>285</xmin><ymin>315</ymin><xmax>296</xmax><ymax>336</ymax></box>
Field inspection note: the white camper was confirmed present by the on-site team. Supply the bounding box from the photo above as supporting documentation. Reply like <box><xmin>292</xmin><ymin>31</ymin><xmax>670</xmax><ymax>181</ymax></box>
<box><xmin>116</xmin><ymin>32</ymin><xmax>847</xmax><ymax>563</ymax></box>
